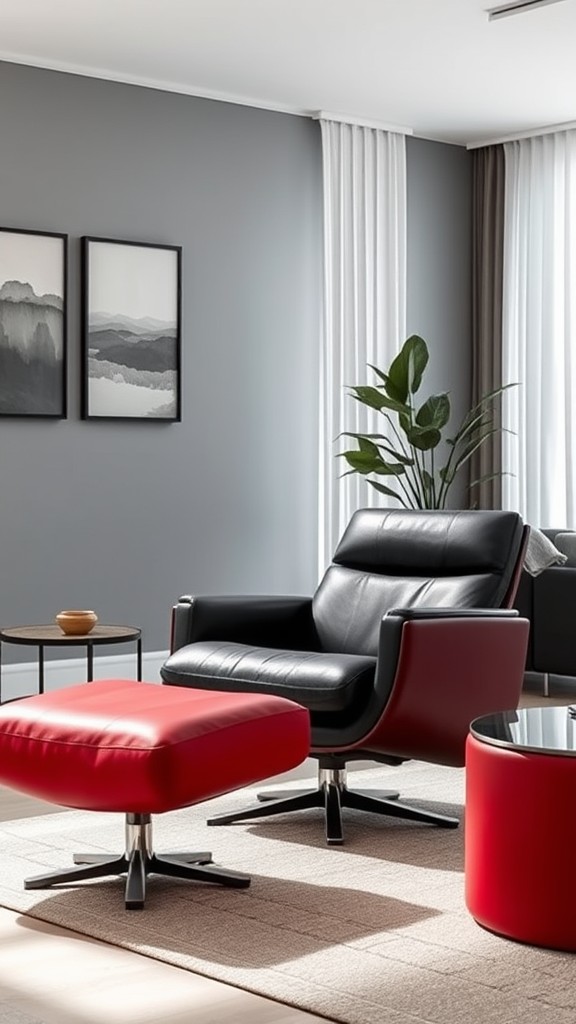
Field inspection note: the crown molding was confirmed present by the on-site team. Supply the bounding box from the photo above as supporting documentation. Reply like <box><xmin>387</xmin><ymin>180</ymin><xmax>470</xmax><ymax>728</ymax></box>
<box><xmin>0</xmin><ymin>51</ymin><xmax>311</xmax><ymax>118</ymax></box>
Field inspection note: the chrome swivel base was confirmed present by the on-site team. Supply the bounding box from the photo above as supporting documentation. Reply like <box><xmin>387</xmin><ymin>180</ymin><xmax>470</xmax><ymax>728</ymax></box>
<box><xmin>24</xmin><ymin>812</ymin><xmax>250</xmax><ymax>909</ymax></box>
<box><xmin>207</xmin><ymin>765</ymin><xmax>459</xmax><ymax>845</ymax></box>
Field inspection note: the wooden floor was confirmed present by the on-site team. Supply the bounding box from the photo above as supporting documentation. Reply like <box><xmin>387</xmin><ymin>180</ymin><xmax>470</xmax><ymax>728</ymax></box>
<box><xmin>0</xmin><ymin>686</ymin><xmax>571</xmax><ymax>1024</ymax></box>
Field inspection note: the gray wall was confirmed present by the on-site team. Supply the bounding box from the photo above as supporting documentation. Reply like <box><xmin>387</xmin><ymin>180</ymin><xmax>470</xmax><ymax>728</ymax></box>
<box><xmin>0</xmin><ymin>63</ymin><xmax>472</xmax><ymax>665</ymax></box>
<box><xmin>0</xmin><ymin>62</ymin><xmax>322</xmax><ymax>659</ymax></box>
<box><xmin>406</xmin><ymin>136</ymin><xmax>473</xmax><ymax>507</ymax></box>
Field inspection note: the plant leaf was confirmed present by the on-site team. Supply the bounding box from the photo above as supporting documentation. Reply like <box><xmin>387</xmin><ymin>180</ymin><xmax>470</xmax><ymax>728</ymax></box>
<box><xmin>446</xmin><ymin>412</ymin><xmax>491</xmax><ymax>447</ymax></box>
<box><xmin>338</xmin><ymin>432</ymin><xmax>413</xmax><ymax>465</ymax></box>
<box><xmin>358</xmin><ymin>437</ymin><xmax>381</xmax><ymax>457</ymax></box>
<box><xmin>440</xmin><ymin>428</ymin><xmax>501</xmax><ymax>486</ymax></box>
<box><xmin>469</xmin><ymin>470</ymin><xmax>514</xmax><ymax>489</ymax></box>
<box><xmin>403</xmin><ymin>424</ymin><xmax>442</xmax><ymax>451</ymax></box>
<box><xmin>377</xmin><ymin>462</ymin><xmax>407</xmax><ymax>476</ymax></box>
<box><xmin>339</xmin><ymin>432</ymin><xmax>388</xmax><ymax>440</ymax></box>
<box><xmin>386</xmin><ymin>335</ymin><xmax>429</xmax><ymax>402</ymax></box>
<box><xmin>367</xmin><ymin>480</ymin><xmax>408</xmax><ymax>506</ymax></box>
<box><xmin>367</xmin><ymin>364</ymin><xmax>390</xmax><ymax>388</ymax></box>
<box><xmin>416</xmin><ymin>393</ymin><xmax>451</xmax><ymax>431</ymax></box>
<box><xmin>339</xmin><ymin>450</ymin><xmax>406</xmax><ymax>476</ymax></box>
<box><xmin>377</xmin><ymin>445</ymin><xmax>414</xmax><ymax>466</ymax></box>
<box><xmin>398</xmin><ymin>412</ymin><xmax>411</xmax><ymax>436</ymax></box>
<box><xmin>454</xmin><ymin>426</ymin><xmax>510</xmax><ymax>466</ymax></box>
<box><xmin>339</xmin><ymin>451</ymin><xmax>381</xmax><ymax>474</ymax></box>
<box><xmin>348</xmin><ymin>386</ymin><xmax>409</xmax><ymax>414</ymax></box>
<box><xmin>457</xmin><ymin>382</ymin><xmax>518</xmax><ymax>434</ymax></box>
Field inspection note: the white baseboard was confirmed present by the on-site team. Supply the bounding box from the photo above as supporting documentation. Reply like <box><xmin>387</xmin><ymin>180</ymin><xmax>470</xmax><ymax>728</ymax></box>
<box><xmin>0</xmin><ymin>650</ymin><xmax>169</xmax><ymax>703</ymax></box>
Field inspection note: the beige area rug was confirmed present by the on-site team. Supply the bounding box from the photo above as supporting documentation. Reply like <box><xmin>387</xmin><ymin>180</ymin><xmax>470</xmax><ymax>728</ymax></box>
<box><xmin>0</xmin><ymin>763</ymin><xmax>575</xmax><ymax>1024</ymax></box>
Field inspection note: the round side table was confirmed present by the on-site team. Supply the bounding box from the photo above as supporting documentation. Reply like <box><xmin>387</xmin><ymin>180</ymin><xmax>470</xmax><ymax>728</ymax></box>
<box><xmin>465</xmin><ymin>706</ymin><xmax>576</xmax><ymax>951</ymax></box>
<box><xmin>0</xmin><ymin>624</ymin><xmax>142</xmax><ymax>704</ymax></box>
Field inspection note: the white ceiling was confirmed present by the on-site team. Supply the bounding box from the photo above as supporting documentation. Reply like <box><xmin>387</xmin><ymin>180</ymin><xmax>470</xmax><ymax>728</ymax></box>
<box><xmin>0</xmin><ymin>0</ymin><xmax>575</xmax><ymax>146</ymax></box>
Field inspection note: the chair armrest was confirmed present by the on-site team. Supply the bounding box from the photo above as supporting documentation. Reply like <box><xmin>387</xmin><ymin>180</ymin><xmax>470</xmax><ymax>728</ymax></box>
<box><xmin>170</xmin><ymin>594</ymin><xmax>316</xmax><ymax>653</ymax></box>
<box><xmin>373</xmin><ymin>607</ymin><xmax>521</xmax><ymax>711</ymax></box>
<box><xmin>311</xmin><ymin>609</ymin><xmax>525</xmax><ymax>752</ymax></box>
<box><xmin>387</xmin><ymin>608</ymin><xmax>520</xmax><ymax>621</ymax></box>
<box><xmin>362</xmin><ymin>610</ymin><xmax>529</xmax><ymax>766</ymax></box>
<box><xmin>314</xmin><ymin>610</ymin><xmax>528</xmax><ymax>759</ymax></box>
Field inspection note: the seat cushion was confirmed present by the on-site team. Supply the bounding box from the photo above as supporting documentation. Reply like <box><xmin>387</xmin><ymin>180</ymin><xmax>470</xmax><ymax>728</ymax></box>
<box><xmin>161</xmin><ymin>642</ymin><xmax>377</xmax><ymax>713</ymax></box>
<box><xmin>0</xmin><ymin>679</ymin><xmax>310</xmax><ymax>814</ymax></box>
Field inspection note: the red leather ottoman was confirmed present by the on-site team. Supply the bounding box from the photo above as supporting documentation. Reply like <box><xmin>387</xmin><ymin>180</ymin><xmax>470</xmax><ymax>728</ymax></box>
<box><xmin>465</xmin><ymin>707</ymin><xmax>576</xmax><ymax>951</ymax></box>
<box><xmin>0</xmin><ymin>679</ymin><xmax>310</xmax><ymax>909</ymax></box>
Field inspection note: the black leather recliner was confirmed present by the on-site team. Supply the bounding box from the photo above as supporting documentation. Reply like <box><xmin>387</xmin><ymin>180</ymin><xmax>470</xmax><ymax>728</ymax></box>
<box><xmin>161</xmin><ymin>509</ymin><xmax>530</xmax><ymax>844</ymax></box>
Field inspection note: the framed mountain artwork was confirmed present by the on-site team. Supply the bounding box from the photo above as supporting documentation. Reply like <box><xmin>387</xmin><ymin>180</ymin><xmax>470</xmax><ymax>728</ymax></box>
<box><xmin>82</xmin><ymin>237</ymin><xmax>182</xmax><ymax>421</ymax></box>
<box><xmin>0</xmin><ymin>227</ymin><xmax>67</xmax><ymax>418</ymax></box>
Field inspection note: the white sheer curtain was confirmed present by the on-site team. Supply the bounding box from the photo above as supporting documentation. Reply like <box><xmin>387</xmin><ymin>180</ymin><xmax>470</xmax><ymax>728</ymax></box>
<box><xmin>318</xmin><ymin>118</ymin><xmax>406</xmax><ymax>573</ymax></box>
<box><xmin>502</xmin><ymin>130</ymin><xmax>576</xmax><ymax>526</ymax></box>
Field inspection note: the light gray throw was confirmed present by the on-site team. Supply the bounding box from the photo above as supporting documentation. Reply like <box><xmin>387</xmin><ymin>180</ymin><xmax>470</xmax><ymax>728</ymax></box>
<box><xmin>524</xmin><ymin>527</ymin><xmax>567</xmax><ymax>576</ymax></box>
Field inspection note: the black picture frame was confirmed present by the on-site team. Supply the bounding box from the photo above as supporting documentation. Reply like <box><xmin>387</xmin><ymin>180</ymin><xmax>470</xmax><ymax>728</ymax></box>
<box><xmin>81</xmin><ymin>236</ymin><xmax>182</xmax><ymax>421</ymax></box>
<box><xmin>0</xmin><ymin>226</ymin><xmax>68</xmax><ymax>418</ymax></box>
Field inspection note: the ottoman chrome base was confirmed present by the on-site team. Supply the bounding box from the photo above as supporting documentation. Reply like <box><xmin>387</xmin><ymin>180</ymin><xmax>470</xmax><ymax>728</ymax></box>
<box><xmin>24</xmin><ymin>811</ymin><xmax>250</xmax><ymax>910</ymax></box>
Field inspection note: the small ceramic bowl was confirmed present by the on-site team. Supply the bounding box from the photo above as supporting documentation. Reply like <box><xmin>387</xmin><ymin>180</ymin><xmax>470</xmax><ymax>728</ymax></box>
<box><xmin>55</xmin><ymin>610</ymin><xmax>98</xmax><ymax>635</ymax></box>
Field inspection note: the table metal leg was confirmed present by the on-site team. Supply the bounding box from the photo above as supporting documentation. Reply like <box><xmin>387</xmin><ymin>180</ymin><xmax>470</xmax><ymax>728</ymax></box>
<box><xmin>38</xmin><ymin>645</ymin><xmax>45</xmax><ymax>694</ymax></box>
<box><xmin>87</xmin><ymin>644</ymin><xmax>94</xmax><ymax>682</ymax></box>
<box><xmin>137</xmin><ymin>637</ymin><xmax>142</xmax><ymax>681</ymax></box>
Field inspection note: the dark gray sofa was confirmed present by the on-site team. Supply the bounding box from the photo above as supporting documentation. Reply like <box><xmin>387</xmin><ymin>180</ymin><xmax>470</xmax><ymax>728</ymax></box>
<box><xmin>514</xmin><ymin>528</ymin><xmax>576</xmax><ymax>694</ymax></box>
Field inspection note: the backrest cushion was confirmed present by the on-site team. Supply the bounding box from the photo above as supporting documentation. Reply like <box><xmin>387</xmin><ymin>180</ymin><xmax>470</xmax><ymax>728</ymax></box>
<box><xmin>312</xmin><ymin>509</ymin><xmax>524</xmax><ymax>655</ymax></box>
<box><xmin>540</xmin><ymin>528</ymin><xmax>576</xmax><ymax>567</ymax></box>
<box><xmin>553</xmin><ymin>532</ymin><xmax>576</xmax><ymax>567</ymax></box>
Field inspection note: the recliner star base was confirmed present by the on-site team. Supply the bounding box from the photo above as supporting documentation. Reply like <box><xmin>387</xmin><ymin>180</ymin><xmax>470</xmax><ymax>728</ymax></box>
<box><xmin>207</xmin><ymin>763</ymin><xmax>459</xmax><ymax>844</ymax></box>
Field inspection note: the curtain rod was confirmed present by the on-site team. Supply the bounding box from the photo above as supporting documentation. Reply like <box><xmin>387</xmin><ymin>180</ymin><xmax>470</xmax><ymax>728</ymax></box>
<box><xmin>313</xmin><ymin>111</ymin><xmax>413</xmax><ymax>135</ymax></box>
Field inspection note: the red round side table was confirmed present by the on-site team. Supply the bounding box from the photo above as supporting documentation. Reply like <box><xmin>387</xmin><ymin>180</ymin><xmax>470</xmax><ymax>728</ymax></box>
<box><xmin>465</xmin><ymin>706</ymin><xmax>576</xmax><ymax>952</ymax></box>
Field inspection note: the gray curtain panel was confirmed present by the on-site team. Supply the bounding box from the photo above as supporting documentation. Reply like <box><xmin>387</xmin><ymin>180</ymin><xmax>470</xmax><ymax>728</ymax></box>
<box><xmin>471</xmin><ymin>144</ymin><xmax>505</xmax><ymax>509</ymax></box>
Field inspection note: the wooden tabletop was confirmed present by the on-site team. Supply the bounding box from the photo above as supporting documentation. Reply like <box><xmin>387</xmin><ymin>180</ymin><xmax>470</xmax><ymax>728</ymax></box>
<box><xmin>0</xmin><ymin>624</ymin><xmax>141</xmax><ymax>645</ymax></box>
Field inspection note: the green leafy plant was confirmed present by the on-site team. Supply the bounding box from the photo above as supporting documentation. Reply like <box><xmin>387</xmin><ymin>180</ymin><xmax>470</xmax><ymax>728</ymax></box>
<box><xmin>339</xmin><ymin>334</ymin><xmax>515</xmax><ymax>509</ymax></box>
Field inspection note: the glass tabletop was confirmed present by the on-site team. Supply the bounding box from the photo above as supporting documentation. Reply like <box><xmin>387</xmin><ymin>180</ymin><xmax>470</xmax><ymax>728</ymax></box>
<box><xmin>471</xmin><ymin>706</ymin><xmax>576</xmax><ymax>756</ymax></box>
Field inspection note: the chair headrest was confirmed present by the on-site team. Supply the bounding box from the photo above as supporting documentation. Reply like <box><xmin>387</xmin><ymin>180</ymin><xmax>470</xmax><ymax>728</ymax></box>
<box><xmin>333</xmin><ymin>509</ymin><xmax>524</xmax><ymax>576</ymax></box>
